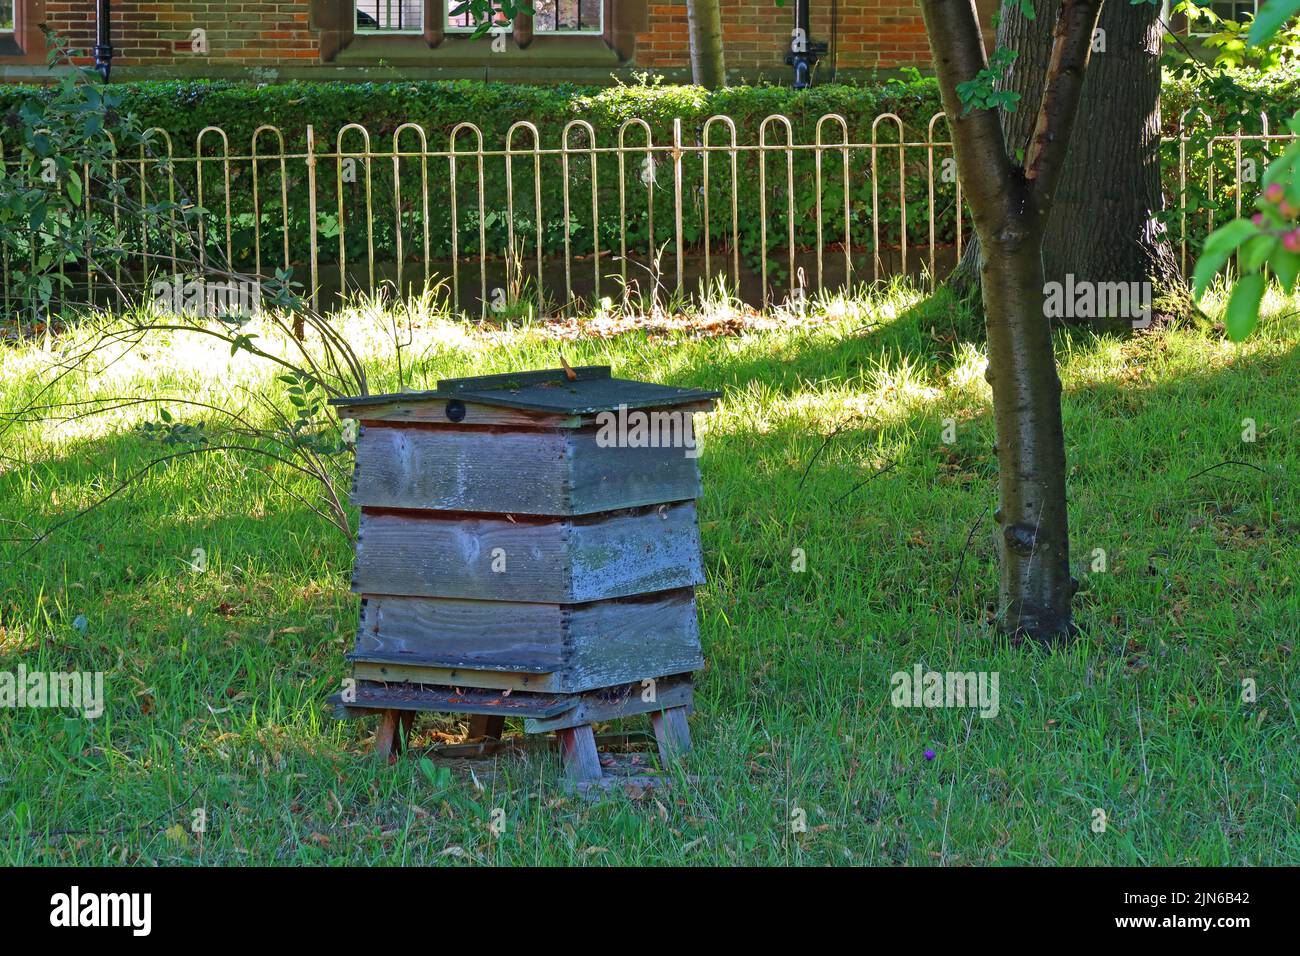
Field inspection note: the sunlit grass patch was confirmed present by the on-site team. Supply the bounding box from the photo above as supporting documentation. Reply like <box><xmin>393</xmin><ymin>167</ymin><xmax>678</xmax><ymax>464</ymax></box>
<box><xmin>0</xmin><ymin>280</ymin><xmax>1296</xmax><ymax>866</ymax></box>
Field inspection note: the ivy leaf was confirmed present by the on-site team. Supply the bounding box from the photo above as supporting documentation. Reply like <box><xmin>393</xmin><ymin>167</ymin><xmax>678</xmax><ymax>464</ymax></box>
<box><xmin>1224</xmin><ymin>272</ymin><xmax>1266</xmax><ymax>342</ymax></box>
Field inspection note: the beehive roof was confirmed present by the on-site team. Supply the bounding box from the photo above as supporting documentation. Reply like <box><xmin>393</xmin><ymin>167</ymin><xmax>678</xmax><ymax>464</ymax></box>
<box><xmin>330</xmin><ymin>366</ymin><xmax>720</xmax><ymax>415</ymax></box>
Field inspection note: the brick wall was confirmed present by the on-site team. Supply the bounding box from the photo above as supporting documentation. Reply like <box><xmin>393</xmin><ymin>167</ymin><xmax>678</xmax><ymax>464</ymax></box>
<box><xmin>8</xmin><ymin>0</ymin><xmax>998</xmax><ymax>78</ymax></box>
<box><xmin>42</xmin><ymin>1</ymin><xmax>319</xmax><ymax>67</ymax></box>
<box><xmin>636</xmin><ymin>1</ymin><xmax>936</xmax><ymax>73</ymax></box>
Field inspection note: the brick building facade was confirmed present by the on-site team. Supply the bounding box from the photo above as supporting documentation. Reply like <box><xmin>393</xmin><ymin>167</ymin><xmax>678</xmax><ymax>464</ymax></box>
<box><xmin>0</xmin><ymin>1</ymin><xmax>1001</xmax><ymax>83</ymax></box>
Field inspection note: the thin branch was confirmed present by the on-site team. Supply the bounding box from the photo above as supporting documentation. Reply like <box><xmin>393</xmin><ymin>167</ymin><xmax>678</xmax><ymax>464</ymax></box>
<box><xmin>4</xmin><ymin>443</ymin><xmax>350</xmax><ymax>562</ymax></box>
<box><xmin>920</xmin><ymin>0</ymin><xmax>1021</xmax><ymax>219</ymax></box>
<box><xmin>949</xmin><ymin>497</ymin><xmax>992</xmax><ymax>598</ymax></box>
<box><xmin>798</xmin><ymin>414</ymin><xmax>868</xmax><ymax>491</ymax></box>
<box><xmin>832</xmin><ymin>460</ymin><xmax>899</xmax><ymax>506</ymax></box>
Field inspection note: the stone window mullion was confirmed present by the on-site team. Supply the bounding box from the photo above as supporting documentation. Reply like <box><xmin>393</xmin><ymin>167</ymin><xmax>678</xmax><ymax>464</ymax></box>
<box><xmin>514</xmin><ymin>10</ymin><xmax>534</xmax><ymax>48</ymax></box>
<box><xmin>426</xmin><ymin>0</ymin><xmax>445</xmax><ymax>44</ymax></box>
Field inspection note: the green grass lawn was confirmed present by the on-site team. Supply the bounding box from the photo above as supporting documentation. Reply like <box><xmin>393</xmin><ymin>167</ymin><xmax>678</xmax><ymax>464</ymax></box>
<box><xmin>1</xmin><ymin>282</ymin><xmax>1296</xmax><ymax>865</ymax></box>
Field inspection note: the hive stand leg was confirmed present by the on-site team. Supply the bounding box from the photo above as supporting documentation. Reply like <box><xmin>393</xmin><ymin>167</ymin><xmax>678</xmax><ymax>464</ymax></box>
<box><xmin>651</xmin><ymin>706</ymin><xmax>691</xmax><ymax>766</ymax></box>
<box><xmin>375</xmin><ymin>709</ymin><xmax>414</xmax><ymax>762</ymax></box>
<box><xmin>467</xmin><ymin>714</ymin><xmax>506</xmax><ymax>740</ymax></box>
<box><xmin>556</xmin><ymin>724</ymin><xmax>603</xmax><ymax>782</ymax></box>
<box><xmin>374</xmin><ymin>709</ymin><xmax>399</xmax><ymax>760</ymax></box>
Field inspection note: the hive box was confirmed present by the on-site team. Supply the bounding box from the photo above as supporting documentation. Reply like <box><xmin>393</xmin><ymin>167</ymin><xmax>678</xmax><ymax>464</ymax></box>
<box><xmin>327</xmin><ymin>365</ymin><xmax>718</xmax><ymax>782</ymax></box>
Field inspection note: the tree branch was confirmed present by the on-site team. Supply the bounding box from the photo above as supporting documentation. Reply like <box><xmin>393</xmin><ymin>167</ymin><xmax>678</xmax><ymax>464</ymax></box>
<box><xmin>1024</xmin><ymin>0</ymin><xmax>1106</xmax><ymax>214</ymax></box>
<box><xmin>920</xmin><ymin>0</ymin><xmax>1020</xmax><ymax>223</ymax></box>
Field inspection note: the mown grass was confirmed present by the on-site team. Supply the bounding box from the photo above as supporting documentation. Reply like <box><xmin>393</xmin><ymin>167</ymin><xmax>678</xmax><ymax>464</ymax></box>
<box><xmin>0</xmin><ymin>281</ymin><xmax>1296</xmax><ymax>865</ymax></box>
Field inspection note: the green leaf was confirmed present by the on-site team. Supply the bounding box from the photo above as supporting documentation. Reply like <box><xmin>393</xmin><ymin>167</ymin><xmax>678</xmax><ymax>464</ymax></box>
<box><xmin>66</xmin><ymin>169</ymin><xmax>82</xmax><ymax>206</ymax></box>
<box><xmin>1261</xmin><ymin>140</ymin><xmax>1300</xmax><ymax>189</ymax></box>
<box><xmin>1224</xmin><ymin>272</ymin><xmax>1266</xmax><ymax>342</ymax></box>
<box><xmin>1240</xmin><ymin>233</ymin><xmax>1277</xmax><ymax>272</ymax></box>
<box><xmin>1203</xmin><ymin>218</ymin><xmax>1259</xmax><ymax>259</ymax></box>
<box><xmin>1247</xmin><ymin>0</ymin><xmax>1300</xmax><ymax>46</ymax></box>
<box><xmin>1192</xmin><ymin>219</ymin><xmax>1259</xmax><ymax>301</ymax></box>
<box><xmin>1269</xmin><ymin>247</ymin><xmax>1300</xmax><ymax>293</ymax></box>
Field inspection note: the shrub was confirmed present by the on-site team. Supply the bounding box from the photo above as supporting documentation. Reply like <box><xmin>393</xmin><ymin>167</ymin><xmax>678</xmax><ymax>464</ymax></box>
<box><xmin>0</xmin><ymin>74</ymin><xmax>949</xmax><ymax>292</ymax></box>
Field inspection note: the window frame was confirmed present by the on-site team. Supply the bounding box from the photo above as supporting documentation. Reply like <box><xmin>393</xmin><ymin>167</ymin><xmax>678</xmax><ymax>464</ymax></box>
<box><xmin>355</xmin><ymin>0</ymin><xmax>427</xmax><ymax>36</ymax></box>
<box><xmin>0</xmin><ymin>0</ymin><xmax>48</xmax><ymax>64</ymax></box>
<box><xmin>1190</xmin><ymin>0</ymin><xmax>1261</xmax><ymax>36</ymax></box>
<box><xmin>331</xmin><ymin>0</ymin><xmax>639</xmax><ymax>67</ymax></box>
<box><xmin>443</xmin><ymin>1</ymin><xmax>506</xmax><ymax>36</ymax></box>
<box><xmin>443</xmin><ymin>1</ymin><xmax>606</xmax><ymax>37</ymax></box>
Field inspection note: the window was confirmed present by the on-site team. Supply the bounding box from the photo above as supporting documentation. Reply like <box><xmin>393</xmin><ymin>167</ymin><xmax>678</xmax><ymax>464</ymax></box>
<box><xmin>1187</xmin><ymin>1</ymin><xmax>1262</xmax><ymax>36</ymax></box>
<box><xmin>1208</xmin><ymin>2</ymin><xmax>1259</xmax><ymax>22</ymax></box>
<box><xmin>531</xmin><ymin>0</ymin><xmax>603</xmax><ymax>33</ymax></box>
<box><xmin>446</xmin><ymin>0</ymin><xmax>603</xmax><ymax>34</ymax></box>
<box><xmin>446</xmin><ymin>1</ymin><xmax>504</xmax><ymax>32</ymax></box>
<box><xmin>356</xmin><ymin>1</ymin><xmax>424</xmax><ymax>33</ymax></box>
<box><xmin>336</xmin><ymin>0</ymin><xmax>626</xmax><ymax>64</ymax></box>
<box><xmin>0</xmin><ymin>0</ymin><xmax>30</xmax><ymax>59</ymax></box>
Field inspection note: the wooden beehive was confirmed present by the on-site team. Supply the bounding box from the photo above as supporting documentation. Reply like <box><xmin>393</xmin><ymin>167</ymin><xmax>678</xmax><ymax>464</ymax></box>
<box><xmin>327</xmin><ymin>366</ymin><xmax>718</xmax><ymax>785</ymax></box>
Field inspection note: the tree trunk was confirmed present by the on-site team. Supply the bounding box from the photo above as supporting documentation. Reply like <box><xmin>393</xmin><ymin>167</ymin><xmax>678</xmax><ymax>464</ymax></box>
<box><xmin>686</xmin><ymin>0</ymin><xmax>727</xmax><ymax>88</ymax></box>
<box><xmin>981</xmin><ymin>239</ymin><xmax>1075</xmax><ymax>639</ymax></box>
<box><xmin>950</xmin><ymin>0</ymin><xmax>1183</xmax><ymax>331</ymax></box>
<box><xmin>923</xmin><ymin>0</ymin><xmax>1104</xmax><ymax>643</ymax></box>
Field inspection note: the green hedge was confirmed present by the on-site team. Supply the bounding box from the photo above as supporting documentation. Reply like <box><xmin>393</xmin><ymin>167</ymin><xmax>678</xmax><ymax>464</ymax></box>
<box><xmin>0</xmin><ymin>69</ymin><xmax>1291</xmax><ymax>288</ymax></box>
<box><xmin>0</xmin><ymin>75</ymin><xmax>946</xmax><ymax>153</ymax></box>
<box><xmin>0</xmin><ymin>76</ymin><xmax>949</xmax><ymax>285</ymax></box>
<box><xmin>1160</xmin><ymin>66</ymin><xmax>1300</xmax><ymax>253</ymax></box>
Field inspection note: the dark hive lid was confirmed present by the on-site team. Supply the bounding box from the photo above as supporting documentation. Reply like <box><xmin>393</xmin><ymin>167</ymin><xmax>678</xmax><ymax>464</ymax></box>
<box><xmin>330</xmin><ymin>366</ymin><xmax>720</xmax><ymax>415</ymax></box>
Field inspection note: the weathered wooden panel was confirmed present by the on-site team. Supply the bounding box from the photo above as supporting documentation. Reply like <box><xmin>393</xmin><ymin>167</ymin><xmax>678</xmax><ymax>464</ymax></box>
<box><xmin>351</xmin><ymin>660</ymin><xmax>561</xmax><ymax>692</ymax></box>
<box><xmin>351</xmin><ymin>426</ymin><xmax>571</xmax><ymax>514</ymax></box>
<box><xmin>332</xmin><ymin>366</ymin><xmax>718</xmax><ymax>417</ymax></box>
<box><xmin>567</xmin><ymin>430</ymin><xmax>702</xmax><ymax>514</ymax></box>
<box><xmin>564</xmin><ymin>590</ymin><xmax>703</xmax><ymax>691</ymax></box>
<box><xmin>351</xmin><ymin>503</ymin><xmax>704</xmax><ymax>603</ymax></box>
<box><xmin>350</xmin><ymin>425</ymin><xmax>701</xmax><ymax>515</ymax></box>
<box><xmin>353</xmin><ymin>595</ymin><xmax>567</xmax><ymax>671</ymax></box>
<box><xmin>526</xmin><ymin>675</ymin><xmax>694</xmax><ymax>733</ymax></box>
<box><xmin>349</xmin><ymin>589</ymin><xmax>703</xmax><ymax>693</ymax></box>
<box><xmin>567</xmin><ymin>504</ymin><xmax>705</xmax><ymax>601</ymax></box>
<box><xmin>337</xmin><ymin>398</ymin><xmax>583</xmax><ymax>429</ymax></box>
<box><xmin>327</xmin><ymin>680</ymin><xmax>575</xmax><ymax>719</ymax></box>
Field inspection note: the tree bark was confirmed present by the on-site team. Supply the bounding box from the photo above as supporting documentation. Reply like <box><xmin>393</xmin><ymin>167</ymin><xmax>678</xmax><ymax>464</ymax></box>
<box><xmin>686</xmin><ymin>0</ymin><xmax>727</xmax><ymax>88</ymax></box>
<box><xmin>922</xmin><ymin>0</ymin><xmax>1103</xmax><ymax>643</ymax></box>
<box><xmin>949</xmin><ymin>0</ymin><xmax>1183</xmax><ymax>331</ymax></box>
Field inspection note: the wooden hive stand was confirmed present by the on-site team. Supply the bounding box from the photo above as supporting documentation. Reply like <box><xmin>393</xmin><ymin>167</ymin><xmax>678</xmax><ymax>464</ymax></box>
<box><xmin>326</xmin><ymin>366</ymin><xmax>718</xmax><ymax>789</ymax></box>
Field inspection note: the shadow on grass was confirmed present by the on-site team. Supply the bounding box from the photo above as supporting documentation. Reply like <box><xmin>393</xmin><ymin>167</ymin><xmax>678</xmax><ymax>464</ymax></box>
<box><xmin>1</xmin><ymin>301</ymin><xmax>1297</xmax><ymax>864</ymax></box>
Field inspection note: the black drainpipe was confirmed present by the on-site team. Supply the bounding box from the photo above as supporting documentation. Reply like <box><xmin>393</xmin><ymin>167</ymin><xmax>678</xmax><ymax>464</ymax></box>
<box><xmin>94</xmin><ymin>0</ymin><xmax>114</xmax><ymax>82</ymax></box>
<box><xmin>786</xmin><ymin>0</ymin><xmax>828</xmax><ymax>89</ymax></box>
